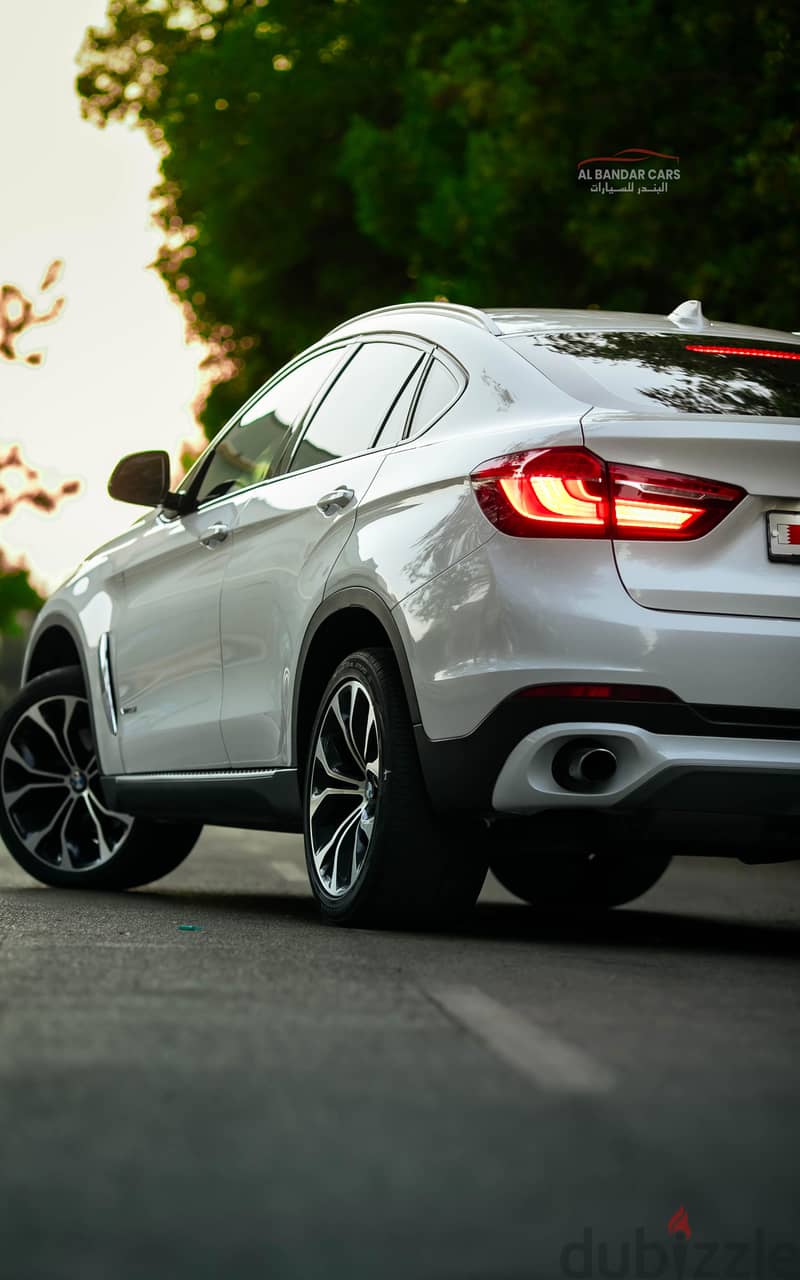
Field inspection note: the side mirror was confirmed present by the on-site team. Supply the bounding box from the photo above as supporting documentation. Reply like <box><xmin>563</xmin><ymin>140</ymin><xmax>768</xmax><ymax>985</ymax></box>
<box><xmin>108</xmin><ymin>450</ymin><xmax>170</xmax><ymax>507</ymax></box>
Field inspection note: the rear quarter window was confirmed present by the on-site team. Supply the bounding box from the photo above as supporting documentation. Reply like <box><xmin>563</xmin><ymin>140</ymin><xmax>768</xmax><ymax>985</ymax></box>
<box><xmin>407</xmin><ymin>358</ymin><xmax>463</xmax><ymax>437</ymax></box>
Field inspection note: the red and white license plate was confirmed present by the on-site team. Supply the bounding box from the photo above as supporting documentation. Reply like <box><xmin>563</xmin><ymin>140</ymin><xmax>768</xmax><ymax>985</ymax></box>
<box><xmin>767</xmin><ymin>511</ymin><xmax>800</xmax><ymax>562</ymax></box>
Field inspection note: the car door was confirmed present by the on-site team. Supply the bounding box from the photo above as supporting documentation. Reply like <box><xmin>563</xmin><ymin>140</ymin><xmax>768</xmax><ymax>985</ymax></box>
<box><xmin>113</xmin><ymin>346</ymin><xmax>346</xmax><ymax>773</ymax></box>
<box><xmin>219</xmin><ymin>338</ymin><xmax>428</xmax><ymax>765</ymax></box>
<box><xmin>112</xmin><ymin>500</ymin><xmax>237</xmax><ymax>772</ymax></box>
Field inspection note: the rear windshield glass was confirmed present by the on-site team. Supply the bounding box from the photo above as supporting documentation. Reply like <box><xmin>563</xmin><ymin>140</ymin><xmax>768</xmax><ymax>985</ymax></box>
<box><xmin>510</xmin><ymin>332</ymin><xmax>800</xmax><ymax>417</ymax></box>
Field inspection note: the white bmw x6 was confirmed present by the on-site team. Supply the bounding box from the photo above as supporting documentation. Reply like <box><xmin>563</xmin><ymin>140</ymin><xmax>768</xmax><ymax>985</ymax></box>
<box><xmin>2</xmin><ymin>301</ymin><xmax>798</xmax><ymax>925</ymax></box>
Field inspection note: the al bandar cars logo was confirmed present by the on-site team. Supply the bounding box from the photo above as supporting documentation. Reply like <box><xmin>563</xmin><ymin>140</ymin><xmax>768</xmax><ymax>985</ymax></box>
<box><xmin>559</xmin><ymin>1206</ymin><xmax>799</xmax><ymax>1277</ymax></box>
<box><xmin>577</xmin><ymin>147</ymin><xmax>680</xmax><ymax>195</ymax></box>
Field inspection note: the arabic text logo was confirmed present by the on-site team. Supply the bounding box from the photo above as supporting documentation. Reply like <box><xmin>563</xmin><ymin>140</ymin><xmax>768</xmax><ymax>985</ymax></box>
<box><xmin>576</xmin><ymin>147</ymin><xmax>680</xmax><ymax>195</ymax></box>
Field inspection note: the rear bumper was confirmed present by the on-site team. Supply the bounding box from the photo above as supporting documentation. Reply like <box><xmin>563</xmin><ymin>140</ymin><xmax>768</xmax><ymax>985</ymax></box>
<box><xmin>415</xmin><ymin>694</ymin><xmax>800</xmax><ymax>824</ymax></box>
<box><xmin>395</xmin><ymin>536</ymin><xmax>800</xmax><ymax>743</ymax></box>
<box><xmin>491</xmin><ymin>721</ymin><xmax>800</xmax><ymax>818</ymax></box>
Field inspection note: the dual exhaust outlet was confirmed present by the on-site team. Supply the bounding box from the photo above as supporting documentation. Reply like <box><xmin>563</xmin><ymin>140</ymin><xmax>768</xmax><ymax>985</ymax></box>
<box><xmin>552</xmin><ymin>741</ymin><xmax>618</xmax><ymax>793</ymax></box>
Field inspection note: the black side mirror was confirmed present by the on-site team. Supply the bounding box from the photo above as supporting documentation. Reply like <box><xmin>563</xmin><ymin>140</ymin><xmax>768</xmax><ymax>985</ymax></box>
<box><xmin>108</xmin><ymin>450</ymin><xmax>170</xmax><ymax>507</ymax></box>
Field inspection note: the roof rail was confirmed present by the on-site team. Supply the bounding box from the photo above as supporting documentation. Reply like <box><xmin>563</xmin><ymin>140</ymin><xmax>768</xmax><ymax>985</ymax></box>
<box><xmin>327</xmin><ymin>301</ymin><xmax>501</xmax><ymax>337</ymax></box>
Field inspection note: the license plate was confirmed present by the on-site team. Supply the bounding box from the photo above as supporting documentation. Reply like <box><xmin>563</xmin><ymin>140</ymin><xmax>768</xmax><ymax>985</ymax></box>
<box><xmin>766</xmin><ymin>511</ymin><xmax>800</xmax><ymax>562</ymax></box>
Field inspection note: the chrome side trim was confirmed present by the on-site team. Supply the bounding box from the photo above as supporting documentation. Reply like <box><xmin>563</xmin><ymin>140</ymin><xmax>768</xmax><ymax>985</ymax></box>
<box><xmin>98</xmin><ymin>632</ymin><xmax>118</xmax><ymax>736</ymax></box>
<box><xmin>116</xmin><ymin>767</ymin><xmax>286</xmax><ymax>782</ymax></box>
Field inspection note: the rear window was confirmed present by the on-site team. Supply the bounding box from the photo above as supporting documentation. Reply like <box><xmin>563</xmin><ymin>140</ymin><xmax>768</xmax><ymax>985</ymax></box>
<box><xmin>509</xmin><ymin>331</ymin><xmax>800</xmax><ymax>417</ymax></box>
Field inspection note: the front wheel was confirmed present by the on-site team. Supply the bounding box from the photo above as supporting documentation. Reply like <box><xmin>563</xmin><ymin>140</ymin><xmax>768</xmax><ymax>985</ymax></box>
<box><xmin>303</xmin><ymin>648</ymin><xmax>488</xmax><ymax>927</ymax></box>
<box><xmin>0</xmin><ymin>666</ymin><xmax>202</xmax><ymax>890</ymax></box>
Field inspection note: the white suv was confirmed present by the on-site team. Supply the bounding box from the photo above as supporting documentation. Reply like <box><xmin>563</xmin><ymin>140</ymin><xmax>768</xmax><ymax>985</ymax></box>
<box><xmin>2</xmin><ymin>301</ymin><xmax>798</xmax><ymax>924</ymax></box>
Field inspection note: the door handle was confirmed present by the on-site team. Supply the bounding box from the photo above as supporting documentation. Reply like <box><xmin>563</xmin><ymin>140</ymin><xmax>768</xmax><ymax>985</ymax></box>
<box><xmin>200</xmin><ymin>521</ymin><xmax>230</xmax><ymax>548</ymax></box>
<box><xmin>316</xmin><ymin>486</ymin><xmax>355</xmax><ymax>516</ymax></box>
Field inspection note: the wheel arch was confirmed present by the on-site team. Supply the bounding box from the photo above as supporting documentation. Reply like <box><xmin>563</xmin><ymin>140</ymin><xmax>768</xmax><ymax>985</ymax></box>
<box><xmin>21</xmin><ymin>614</ymin><xmax>109</xmax><ymax>769</ymax></box>
<box><xmin>24</xmin><ymin>615</ymin><xmax>87</xmax><ymax>686</ymax></box>
<box><xmin>292</xmin><ymin>589</ymin><xmax>420</xmax><ymax>777</ymax></box>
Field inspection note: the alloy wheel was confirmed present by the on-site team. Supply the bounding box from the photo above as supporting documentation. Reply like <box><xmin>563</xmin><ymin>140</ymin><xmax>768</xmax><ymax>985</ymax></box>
<box><xmin>308</xmin><ymin>678</ymin><xmax>381</xmax><ymax>897</ymax></box>
<box><xmin>1</xmin><ymin>694</ymin><xmax>133</xmax><ymax>870</ymax></box>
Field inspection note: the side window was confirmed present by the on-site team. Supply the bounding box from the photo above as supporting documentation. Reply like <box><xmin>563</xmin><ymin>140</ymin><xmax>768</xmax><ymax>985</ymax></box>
<box><xmin>287</xmin><ymin>342</ymin><xmax>423</xmax><ymax>474</ymax></box>
<box><xmin>192</xmin><ymin>348</ymin><xmax>345</xmax><ymax>504</ymax></box>
<box><xmin>407</xmin><ymin>358</ymin><xmax>460</xmax><ymax>438</ymax></box>
<box><xmin>372</xmin><ymin>356</ymin><xmax>426</xmax><ymax>449</ymax></box>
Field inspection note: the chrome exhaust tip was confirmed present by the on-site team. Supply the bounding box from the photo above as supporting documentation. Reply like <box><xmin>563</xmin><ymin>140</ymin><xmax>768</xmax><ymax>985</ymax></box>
<box><xmin>553</xmin><ymin>742</ymin><xmax>618</xmax><ymax>791</ymax></box>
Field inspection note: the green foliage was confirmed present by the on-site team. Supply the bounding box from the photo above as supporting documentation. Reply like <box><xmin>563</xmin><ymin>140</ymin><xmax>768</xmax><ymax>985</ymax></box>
<box><xmin>0</xmin><ymin>562</ymin><xmax>42</xmax><ymax>635</ymax></box>
<box><xmin>78</xmin><ymin>0</ymin><xmax>800</xmax><ymax>439</ymax></box>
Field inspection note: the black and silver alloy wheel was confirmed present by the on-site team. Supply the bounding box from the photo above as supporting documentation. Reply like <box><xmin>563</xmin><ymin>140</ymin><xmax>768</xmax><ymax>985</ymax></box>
<box><xmin>2</xmin><ymin>693</ymin><xmax>132</xmax><ymax>872</ymax></box>
<box><xmin>308</xmin><ymin>678</ymin><xmax>381</xmax><ymax>897</ymax></box>
<box><xmin>304</xmin><ymin>648</ymin><xmax>488</xmax><ymax>927</ymax></box>
<box><xmin>0</xmin><ymin>666</ymin><xmax>202</xmax><ymax>890</ymax></box>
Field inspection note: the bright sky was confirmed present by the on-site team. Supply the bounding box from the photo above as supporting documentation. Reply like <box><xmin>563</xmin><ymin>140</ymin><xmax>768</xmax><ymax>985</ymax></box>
<box><xmin>0</xmin><ymin>0</ymin><xmax>206</xmax><ymax>592</ymax></box>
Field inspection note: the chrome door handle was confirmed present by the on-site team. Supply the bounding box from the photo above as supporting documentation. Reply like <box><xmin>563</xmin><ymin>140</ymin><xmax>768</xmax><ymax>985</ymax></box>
<box><xmin>200</xmin><ymin>522</ymin><xmax>230</xmax><ymax>548</ymax></box>
<box><xmin>316</xmin><ymin>486</ymin><xmax>355</xmax><ymax>516</ymax></box>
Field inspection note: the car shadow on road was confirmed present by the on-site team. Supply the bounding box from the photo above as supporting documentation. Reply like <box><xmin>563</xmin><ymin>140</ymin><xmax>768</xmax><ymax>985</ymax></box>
<box><xmin>104</xmin><ymin>889</ymin><xmax>800</xmax><ymax>959</ymax></box>
<box><xmin>5</xmin><ymin>880</ymin><xmax>798</xmax><ymax>959</ymax></box>
<box><xmin>466</xmin><ymin>899</ymin><xmax>800</xmax><ymax>958</ymax></box>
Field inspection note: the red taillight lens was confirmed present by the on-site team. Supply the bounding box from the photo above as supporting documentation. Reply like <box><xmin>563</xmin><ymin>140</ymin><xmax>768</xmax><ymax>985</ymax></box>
<box><xmin>516</xmin><ymin>682</ymin><xmax>679</xmax><ymax>701</ymax></box>
<box><xmin>471</xmin><ymin>447</ymin><xmax>608</xmax><ymax>538</ymax></box>
<box><xmin>686</xmin><ymin>344</ymin><xmax>800</xmax><ymax>362</ymax></box>
<box><xmin>470</xmin><ymin>447</ymin><xmax>745</xmax><ymax>541</ymax></box>
<box><xmin>608</xmin><ymin>461</ymin><xmax>745</xmax><ymax>540</ymax></box>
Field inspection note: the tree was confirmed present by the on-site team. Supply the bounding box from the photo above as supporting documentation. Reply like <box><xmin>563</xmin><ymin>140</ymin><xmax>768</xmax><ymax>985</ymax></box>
<box><xmin>0</xmin><ymin>263</ymin><xmax>79</xmax><ymax>633</ymax></box>
<box><xmin>79</xmin><ymin>0</ymin><xmax>421</xmax><ymax>436</ymax></box>
<box><xmin>77</xmin><ymin>0</ymin><xmax>800</xmax><ymax>441</ymax></box>
<box><xmin>1</xmin><ymin>259</ymin><xmax>65</xmax><ymax>366</ymax></box>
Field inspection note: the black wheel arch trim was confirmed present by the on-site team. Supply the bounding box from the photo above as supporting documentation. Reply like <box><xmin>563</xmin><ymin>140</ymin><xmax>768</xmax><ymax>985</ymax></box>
<box><xmin>22</xmin><ymin>610</ymin><xmax>87</xmax><ymax>686</ymax></box>
<box><xmin>292</xmin><ymin>587</ymin><xmax>421</xmax><ymax>766</ymax></box>
<box><xmin>21</xmin><ymin>609</ymin><xmax>108</xmax><ymax>742</ymax></box>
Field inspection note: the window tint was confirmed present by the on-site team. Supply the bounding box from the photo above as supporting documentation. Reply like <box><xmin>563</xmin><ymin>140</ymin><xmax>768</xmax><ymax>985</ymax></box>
<box><xmin>373</xmin><ymin>356</ymin><xmax>425</xmax><ymax>449</ymax></box>
<box><xmin>510</xmin><ymin>332</ymin><xmax>800</xmax><ymax>417</ymax></box>
<box><xmin>193</xmin><ymin>348</ymin><xmax>344</xmax><ymax>503</ymax></box>
<box><xmin>408</xmin><ymin>358</ymin><xmax>459</xmax><ymax>436</ymax></box>
<box><xmin>288</xmin><ymin>342</ymin><xmax>423</xmax><ymax>473</ymax></box>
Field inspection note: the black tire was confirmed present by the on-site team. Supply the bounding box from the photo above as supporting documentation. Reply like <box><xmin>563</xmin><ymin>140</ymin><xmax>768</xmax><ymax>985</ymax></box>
<box><xmin>0</xmin><ymin>666</ymin><xmax>202</xmax><ymax>890</ymax></box>
<box><xmin>489</xmin><ymin>831</ymin><xmax>672</xmax><ymax>910</ymax></box>
<box><xmin>303</xmin><ymin>648</ymin><xmax>488</xmax><ymax>927</ymax></box>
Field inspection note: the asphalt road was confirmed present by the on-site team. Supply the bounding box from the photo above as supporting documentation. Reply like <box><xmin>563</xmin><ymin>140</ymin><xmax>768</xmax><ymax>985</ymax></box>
<box><xmin>0</xmin><ymin>829</ymin><xmax>798</xmax><ymax>1280</ymax></box>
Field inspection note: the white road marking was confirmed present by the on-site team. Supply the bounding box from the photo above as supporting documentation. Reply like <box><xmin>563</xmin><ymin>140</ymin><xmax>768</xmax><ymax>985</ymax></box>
<box><xmin>427</xmin><ymin>984</ymin><xmax>615</xmax><ymax>1094</ymax></box>
<box><xmin>271</xmin><ymin>860</ymin><xmax>309</xmax><ymax>885</ymax></box>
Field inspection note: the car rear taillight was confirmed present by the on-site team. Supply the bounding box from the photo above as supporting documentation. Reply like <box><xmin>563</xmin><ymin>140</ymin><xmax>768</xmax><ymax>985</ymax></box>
<box><xmin>608</xmin><ymin>460</ymin><xmax>745</xmax><ymax>540</ymax></box>
<box><xmin>470</xmin><ymin>447</ymin><xmax>745</xmax><ymax>540</ymax></box>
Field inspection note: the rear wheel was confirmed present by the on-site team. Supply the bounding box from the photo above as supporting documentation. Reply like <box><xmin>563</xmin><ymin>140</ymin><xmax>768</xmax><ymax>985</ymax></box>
<box><xmin>303</xmin><ymin>648</ymin><xmax>488</xmax><ymax>927</ymax></box>
<box><xmin>0</xmin><ymin>666</ymin><xmax>202</xmax><ymax>890</ymax></box>
<box><xmin>489</xmin><ymin>834</ymin><xmax>671</xmax><ymax>910</ymax></box>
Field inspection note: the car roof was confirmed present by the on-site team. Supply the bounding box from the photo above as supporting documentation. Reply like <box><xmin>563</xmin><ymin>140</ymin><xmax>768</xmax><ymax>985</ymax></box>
<box><xmin>325</xmin><ymin>301</ymin><xmax>800</xmax><ymax>348</ymax></box>
<box><xmin>486</xmin><ymin>307</ymin><xmax>800</xmax><ymax>345</ymax></box>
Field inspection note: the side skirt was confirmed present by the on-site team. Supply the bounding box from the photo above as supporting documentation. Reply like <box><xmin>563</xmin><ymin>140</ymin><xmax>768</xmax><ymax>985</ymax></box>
<box><xmin>101</xmin><ymin>767</ymin><xmax>303</xmax><ymax>833</ymax></box>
